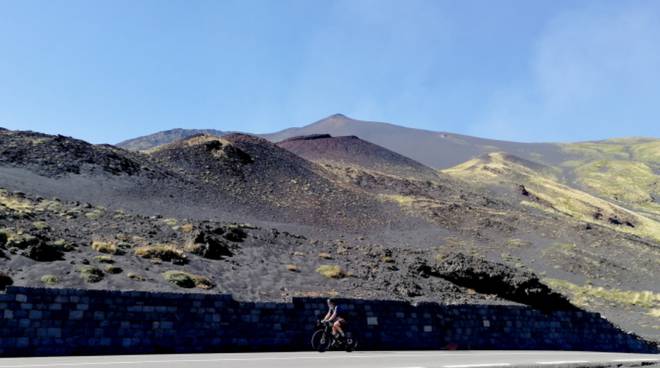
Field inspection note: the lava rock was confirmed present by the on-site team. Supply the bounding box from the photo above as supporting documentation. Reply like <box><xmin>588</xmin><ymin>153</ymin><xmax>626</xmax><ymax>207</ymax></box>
<box><xmin>0</xmin><ymin>271</ymin><xmax>12</xmax><ymax>290</ymax></box>
<box><xmin>432</xmin><ymin>253</ymin><xmax>576</xmax><ymax>311</ymax></box>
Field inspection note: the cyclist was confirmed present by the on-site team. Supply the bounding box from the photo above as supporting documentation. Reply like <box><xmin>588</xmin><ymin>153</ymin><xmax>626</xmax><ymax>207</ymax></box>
<box><xmin>321</xmin><ymin>298</ymin><xmax>346</xmax><ymax>339</ymax></box>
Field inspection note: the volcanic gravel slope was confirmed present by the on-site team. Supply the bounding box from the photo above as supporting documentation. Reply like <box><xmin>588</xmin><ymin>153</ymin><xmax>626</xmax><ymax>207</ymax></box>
<box><xmin>276</xmin><ymin>134</ymin><xmax>441</xmax><ymax>180</ymax></box>
<box><xmin>272</xmin><ymin>131</ymin><xmax>659</xmax><ymax>340</ymax></box>
<box><xmin>147</xmin><ymin>133</ymin><xmax>411</xmax><ymax>231</ymax></box>
<box><xmin>116</xmin><ymin>128</ymin><xmax>226</xmax><ymax>151</ymax></box>
<box><xmin>0</xmin><ymin>126</ymin><xmax>658</xmax><ymax>341</ymax></box>
<box><xmin>0</xmin><ymin>188</ymin><xmax>570</xmax><ymax>308</ymax></box>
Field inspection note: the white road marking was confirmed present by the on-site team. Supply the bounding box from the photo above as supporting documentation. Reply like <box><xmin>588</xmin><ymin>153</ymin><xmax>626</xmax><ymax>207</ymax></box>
<box><xmin>536</xmin><ymin>361</ymin><xmax>589</xmax><ymax>365</ymax></box>
<box><xmin>1</xmin><ymin>352</ymin><xmax>657</xmax><ymax>368</ymax></box>
<box><xmin>0</xmin><ymin>351</ymin><xmax>573</xmax><ymax>367</ymax></box>
<box><xmin>444</xmin><ymin>364</ymin><xmax>511</xmax><ymax>368</ymax></box>
<box><xmin>613</xmin><ymin>358</ymin><xmax>660</xmax><ymax>362</ymax></box>
<box><xmin>0</xmin><ymin>353</ymin><xmax>512</xmax><ymax>368</ymax></box>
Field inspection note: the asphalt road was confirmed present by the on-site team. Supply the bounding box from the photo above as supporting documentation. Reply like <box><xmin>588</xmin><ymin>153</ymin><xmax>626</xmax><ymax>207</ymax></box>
<box><xmin>0</xmin><ymin>351</ymin><xmax>658</xmax><ymax>368</ymax></box>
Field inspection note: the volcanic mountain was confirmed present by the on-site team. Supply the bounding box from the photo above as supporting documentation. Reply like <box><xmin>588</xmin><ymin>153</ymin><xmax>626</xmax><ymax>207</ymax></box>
<box><xmin>267</xmin><ymin>115</ymin><xmax>660</xmax><ymax>220</ymax></box>
<box><xmin>0</xmin><ymin>128</ymin><xmax>578</xmax><ymax>312</ymax></box>
<box><xmin>148</xmin><ymin>133</ymin><xmax>408</xmax><ymax>230</ymax></box>
<box><xmin>264</xmin><ymin>114</ymin><xmax>566</xmax><ymax>169</ymax></box>
<box><xmin>116</xmin><ymin>114</ymin><xmax>660</xmax><ymax>221</ymax></box>
<box><xmin>1</xmin><ymin>124</ymin><xmax>659</xmax><ymax>341</ymax></box>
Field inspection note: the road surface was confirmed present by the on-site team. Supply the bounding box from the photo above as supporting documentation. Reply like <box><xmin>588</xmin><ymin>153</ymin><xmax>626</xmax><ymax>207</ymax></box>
<box><xmin>0</xmin><ymin>351</ymin><xmax>658</xmax><ymax>368</ymax></box>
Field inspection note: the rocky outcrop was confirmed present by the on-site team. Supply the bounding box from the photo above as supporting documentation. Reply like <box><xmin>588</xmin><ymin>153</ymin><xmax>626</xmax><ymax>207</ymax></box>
<box><xmin>431</xmin><ymin>253</ymin><xmax>576</xmax><ymax>311</ymax></box>
<box><xmin>0</xmin><ymin>271</ymin><xmax>11</xmax><ymax>290</ymax></box>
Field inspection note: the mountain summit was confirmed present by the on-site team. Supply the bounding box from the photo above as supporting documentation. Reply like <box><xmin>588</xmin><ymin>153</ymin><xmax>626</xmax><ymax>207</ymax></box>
<box><xmin>262</xmin><ymin>114</ymin><xmax>563</xmax><ymax>169</ymax></box>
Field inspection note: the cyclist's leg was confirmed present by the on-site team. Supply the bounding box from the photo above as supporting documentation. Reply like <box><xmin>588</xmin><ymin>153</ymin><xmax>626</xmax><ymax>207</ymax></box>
<box><xmin>333</xmin><ymin>320</ymin><xmax>345</xmax><ymax>337</ymax></box>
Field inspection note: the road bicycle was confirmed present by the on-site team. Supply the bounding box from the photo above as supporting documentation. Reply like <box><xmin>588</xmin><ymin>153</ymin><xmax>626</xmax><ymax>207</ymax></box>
<box><xmin>310</xmin><ymin>320</ymin><xmax>358</xmax><ymax>352</ymax></box>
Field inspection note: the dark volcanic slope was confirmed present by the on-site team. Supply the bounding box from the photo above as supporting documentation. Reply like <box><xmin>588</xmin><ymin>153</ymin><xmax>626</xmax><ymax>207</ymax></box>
<box><xmin>0</xmin><ymin>128</ymin><xmax>205</xmax><ymax>217</ymax></box>
<box><xmin>277</xmin><ymin>134</ymin><xmax>440</xmax><ymax>180</ymax></box>
<box><xmin>3</xmin><ymin>127</ymin><xmax>659</xmax><ymax>341</ymax></box>
<box><xmin>1</xmin><ymin>188</ymin><xmax>574</xmax><ymax>310</ymax></box>
<box><xmin>117</xmin><ymin>128</ymin><xmax>226</xmax><ymax>151</ymax></box>
<box><xmin>0</xmin><ymin>128</ymin><xmax>158</xmax><ymax>178</ymax></box>
<box><xmin>264</xmin><ymin>114</ymin><xmax>565</xmax><ymax>169</ymax></box>
<box><xmin>148</xmin><ymin>133</ymin><xmax>410</xmax><ymax>231</ymax></box>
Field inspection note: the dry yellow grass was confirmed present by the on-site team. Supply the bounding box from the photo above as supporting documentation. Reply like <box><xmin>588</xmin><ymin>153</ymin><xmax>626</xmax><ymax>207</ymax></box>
<box><xmin>134</xmin><ymin>244</ymin><xmax>186</xmax><ymax>262</ymax></box>
<box><xmin>546</xmin><ymin>278</ymin><xmax>660</xmax><ymax>310</ymax></box>
<box><xmin>379</xmin><ymin>194</ymin><xmax>417</xmax><ymax>206</ymax></box>
<box><xmin>286</xmin><ymin>264</ymin><xmax>301</xmax><ymax>272</ymax></box>
<box><xmin>443</xmin><ymin>151</ymin><xmax>660</xmax><ymax>243</ymax></box>
<box><xmin>161</xmin><ymin>218</ymin><xmax>178</xmax><ymax>227</ymax></box>
<box><xmin>575</xmin><ymin>160</ymin><xmax>659</xmax><ymax>206</ymax></box>
<box><xmin>0</xmin><ymin>190</ymin><xmax>33</xmax><ymax>214</ymax></box>
<box><xmin>316</xmin><ymin>265</ymin><xmax>345</xmax><ymax>279</ymax></box>
<box><xmin>94</xmin><ymin>255</ymin><xmax>114</xmax><ymax>263</ymax></box>
<box><xmin>91</xmin><ymin>240</ymin><xmax>118</xmax><ymax>254</ymax></box>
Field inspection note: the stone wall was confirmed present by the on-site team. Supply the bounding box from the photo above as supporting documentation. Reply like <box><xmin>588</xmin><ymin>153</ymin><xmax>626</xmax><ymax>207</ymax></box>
<box><xmin>0</xmin><ymin>286</ymin><xmax>656</xmax><ymax>357</ymax></box>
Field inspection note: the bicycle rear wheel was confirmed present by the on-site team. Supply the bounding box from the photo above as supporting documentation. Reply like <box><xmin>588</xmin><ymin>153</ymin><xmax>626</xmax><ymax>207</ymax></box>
<box><xmin>344</xmin><ymin>337</ymin><xmax>357</xmax><ymax>352</ymax></box>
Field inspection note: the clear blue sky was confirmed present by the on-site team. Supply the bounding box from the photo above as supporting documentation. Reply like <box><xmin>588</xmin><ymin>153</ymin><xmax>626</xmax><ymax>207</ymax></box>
<box><xmin>1</xmin><ymin>0</ymin><xmax>659</xmax><ymax>144</ymax></box>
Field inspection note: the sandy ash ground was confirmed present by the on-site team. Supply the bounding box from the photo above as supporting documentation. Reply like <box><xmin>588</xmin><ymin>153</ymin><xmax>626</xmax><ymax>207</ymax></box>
<box><xmin>1</xmin><ymin>117</ymin><xmax>659</xmax><ymax>342</ymax></box>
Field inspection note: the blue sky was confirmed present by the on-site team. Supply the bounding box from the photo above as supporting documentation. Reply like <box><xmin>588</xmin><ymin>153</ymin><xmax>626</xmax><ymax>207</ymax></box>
<box><xmin>1</xmin><ymin>0</ymin><xmax>659</xmax><ymax>144</ymax></box>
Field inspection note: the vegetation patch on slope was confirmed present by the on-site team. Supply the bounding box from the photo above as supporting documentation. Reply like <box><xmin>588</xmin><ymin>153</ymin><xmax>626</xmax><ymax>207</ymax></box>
<box><xmin>546</xmin><ymin>278</ymin><xmax>660</xmax><ymax>317</ymax></box>
<box><xmin>444</xmin><ymin>152</ymin><xmax>660</xmax><ymax>243</ymax></box>
<box><xmin>574</xmin><ymin>160</ymin><xmax>660</xmax><ymax>213</ymax></box>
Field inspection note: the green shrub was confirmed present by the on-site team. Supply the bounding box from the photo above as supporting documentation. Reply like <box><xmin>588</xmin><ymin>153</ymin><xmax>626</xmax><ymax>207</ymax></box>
<box><xmin>162</xmin><ymin>270</ymin><xmax>195</xmax><ymax>288</ymax></box>
<box><xmin>40</xmin><ymin>274</ymin><xmax>58</xmax><ymax>285</ymax></box>
<box><xmin>162</xmin><ymin>270</ymin><xmax>214</xmax><ymax>289</ymax></box>
<box><xmin>79</xmin><ymin>266</ymin><xmax>104</xmax><ymax>283</ymax></box>
<box><xmin>31</xmin><ymin>221</ymin><xmax>50</xmax><ymax>230</ymax></box>
<box><xmin>4</xmin><ymin>231</ymin><xmax>38</xmax><ymax>249</ymax></box>
<box><xmin>192</xmin><ymin>275</ymin><xmax>215</xmax><ymax>289</ymax></box>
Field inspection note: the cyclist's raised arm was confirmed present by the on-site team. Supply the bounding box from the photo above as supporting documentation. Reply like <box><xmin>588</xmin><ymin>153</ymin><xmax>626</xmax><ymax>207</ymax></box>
<box><xmin>326</xmin><ymin>308</ymin><xmax>337</xmax><ymax>322</ymax></box>
<box><xmin>322</xmin><ymin>308</ymin><xmax>332</xmax><ymax>322</ymax></box>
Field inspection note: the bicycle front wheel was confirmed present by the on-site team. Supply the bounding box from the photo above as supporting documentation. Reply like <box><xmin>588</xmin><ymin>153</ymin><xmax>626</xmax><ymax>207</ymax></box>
<box><xmin>311</xmin><ymin>330</ymin><xmax>332</xmax><ymax>352</ymax></box>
